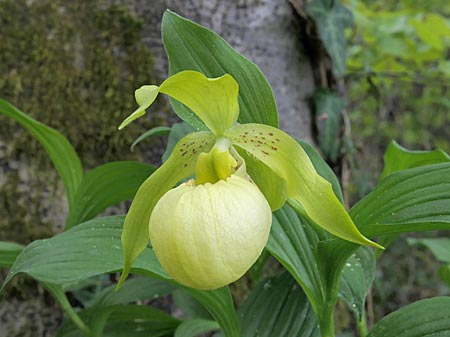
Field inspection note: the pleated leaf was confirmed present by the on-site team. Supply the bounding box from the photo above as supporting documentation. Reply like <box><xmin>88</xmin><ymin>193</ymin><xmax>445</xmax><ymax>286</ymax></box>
<box><xmin>339</xmin><ymin>246</ymin><xmax>376</xmax><ymax>321</ymax></box>
<box><xmin>351</xmin><ymin>163</ymin><xmax>450</xmax><ymax>237</ymax></box>
<box><xmin>57</xmin><ymin>278</ymin><xmax>176</xmax><ymax>337</ymax></box>
<box><xmin>367</xmin><ymin>297</ymin><xmax>450</xmax><ymax>337</ymax></box>
<box><xmin>183</xmin><ymin>287</ymin><xmax>240</xmax><ymax>337</ymax></box>
<box><xmin>162</xmin><ymin>10</ymin><xmax>278</xmax><ymax>128</ymax></box>
<box><xmin>382</xmin><ymin>140</ymin><xmax>450</xmax><ymax>178</ymax></box>
<box><xmin>238</xmin><ymin>272</ymin><xmax>320</xmax><ymax>337</ymax></box>
<box><xmin>57</xmin><ymin>305</ymin><xmax>180</xmax><ymax>337</ymax></box>
<box><xmin>66</xmin><ymin>161</ymin><xmax>155</xmax><ymax>229</ymax></box>
<box><xmin>267</xmin><ymin>204</ymin><xmax>324</xmax><ymax>313</ymax></box>
<box><xmin>1</xmin><ymin>216</ymin><xmax>240</xmax><ymax>337</ymax></box>
<box><xmin>174</xmin><ymin>319</ymin><xmax>220</xmax><ymax>337</ymax></box>
<box><xmin>1</xmin><ymin>216</ymin><xmax>167</xmax><ymax>291</ymax></box>
<box><xmin>0</xmin><ymin>99</ymin><xmax>83</xmax><ymax>209</ymax></box>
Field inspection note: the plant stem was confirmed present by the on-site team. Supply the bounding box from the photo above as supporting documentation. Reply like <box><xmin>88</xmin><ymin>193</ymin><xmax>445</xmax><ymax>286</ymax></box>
<box><xmin>356</xmin><ymin>311</ymin><xmax>368</xmax><ymax>337</ymax></box>
<box><xmin>319</xmin><ymin>302</ymin><xmax>336</xmax><ymax>337</ymax></box>
<box><xmin>44</xmin><ymin>282</ymin><xmax>91</xmax><ymax>336</ymax></box>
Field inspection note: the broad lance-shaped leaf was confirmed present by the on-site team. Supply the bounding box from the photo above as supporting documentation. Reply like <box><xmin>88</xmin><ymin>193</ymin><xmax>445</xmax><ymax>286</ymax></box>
<box><xmin>339</xmin><ymin>246</ymin><xmax>376</xmax><ymax>321</ymax></box>
<box><xmin>351</xmin><ymin>162</ymin><xmax>450</xmax><ymax>237</ymax></box>
<box><xmin>238</xmin><ymin>272</ymin><xmax>319</xmax><ymax>337</ymax></box>
<box><xmin>162</xmin><ymin>10</ymin><xmax>278</xmax><ymax>128</ymax></box>
<box><xmin>119</xmin><ymin>131</ymin><xmax>215</xmax><ymax>287</ymax></box>
<box><xmin>377</xmin><ymin>141</ymin><xmax>450</xmax><ymax>248</ymax></box>
<box><xmin>2</xmin><ymin>216</ymin><xmax>240</xmax><ymax>337</ymax></box>
<box><xmin>66</xmin><ymin>161</ymin><xmax>155</xmax><ymax>229</ymax></box>
<box><xmin>0</xmin><ymin>99</ymin><xmax>83</xmax><ymax>210</ymax></box>
<box><xmin>266</xmin><ymin>204</ymin><xmax>324</xmax><ymax>314</ymax></box>
<box><xmin>381</xmin><ymin>140</ymin><xmax>450</xmax><ymax>178</ymax></box>
<box><xmin>226</xmin><ymin>123</ymin><xmax>381</xmax><ymax>248</ymax></box>
<box><xmin>119</xmin><ymin>71</ymin><xmax>239</xmax><ymax>135</ymax></box>
<box><xmin>174</xmin><ymin>319</ymin><xmax>220</xmax><ymax>337</ymax></box>
<box><xmin>367</xmin><ymin>297</ymin><xmax>450</xmax><ymax>337</ymax></box>
<box><xmin>1</xmin><ymin>216</ymin><xmax>168</xmax><ymax>291</ymax></box>
<box><xmin>407</xmin><ymin>238</ymin><xmax>450</xmax><ymax>264</ymax></box>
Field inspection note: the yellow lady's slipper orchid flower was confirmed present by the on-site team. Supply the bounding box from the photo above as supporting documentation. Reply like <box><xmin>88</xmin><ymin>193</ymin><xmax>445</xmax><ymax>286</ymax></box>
<box><xmin>118</xmin><ymin>70</ymin><xmax>382</xmax><ymax>290</ymax></box>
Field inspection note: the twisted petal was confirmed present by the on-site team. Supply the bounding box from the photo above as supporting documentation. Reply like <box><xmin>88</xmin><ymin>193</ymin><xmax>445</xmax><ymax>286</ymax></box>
<box><xmin>118</xmin><ymin>131</ymin><xmax>215</xmax><ymax>287</ymax></box>
<box><xmin>226</xmin><ymin>123</ymin><xmax>382</xmax><ymax>249</ymax></box>
<box><xmin>118</xmin><ymin>85</ymin><xmax>159</xmax><ymax>130</ymax></box>
<box><xmin>119</xmin><ymin>71</ymin><xmax>239</xmax><ymax>135</ymax></box>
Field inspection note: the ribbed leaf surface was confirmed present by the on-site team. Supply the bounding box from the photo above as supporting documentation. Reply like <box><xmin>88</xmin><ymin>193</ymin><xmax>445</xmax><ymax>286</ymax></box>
<box><xmin>239</xmin><ymin>272</ymin><xmax>319</xmax><ymax>337</ymax></box>
<box><xmin>367</xmin><ymin>297</ymin><xmax>450</xmax><ymax>337</ymax></box>
<box><xmin>66</xmin><ymin>161</ymin><xmax>155</xmax><ymax>228</ymax></box>
<box><xmin>162</xmin><ymin>10</ymin><xmax>278</xmax><ymax>129</ymax></box>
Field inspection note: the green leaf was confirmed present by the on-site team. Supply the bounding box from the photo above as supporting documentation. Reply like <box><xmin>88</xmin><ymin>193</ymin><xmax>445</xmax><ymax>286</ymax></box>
<box><xmin>1</xmin><ymin>216</ymin><xmax>168</xmax><ymax>292</ymax></box>
<box><xmin>174</xmin><ymin>319</ymin><xmax>220</xmax><ymax>337</ymax></box>
<box><xmin>407</xmin><ymin>238</ymin><xmax>450</xmax><ymax>263</ymax></box>
<box><xmin>351</xmin><ymin>163</ymin><xmax>450</xmax><ymax>237</ymax></box>
<box><xmin>407</xmin><ymin>238</ymin><xmax>450</xmax><ymax>288</ymax></box>
<box><xmin>172</xmin><ymin>289</ymin><xmax>212</xmax><ymax>319</ymax></box>
<box><xmin>119</xmin><ymin>131</ymin><xmax>214</xmax><ymax>287</ymax></box>
<box><xmin>183</xmin><ymin>287</ymin><xmax>240</xmax><ymax>337</ymax></box>
<box><xmin>0</xmin><ymin>241</ymin><xmax>24</xmax><ymax>268</ymax></box>
<box><xmin>367</xmin><ymin>297</ymin><xmax>450</xmax><ymax>337</ymax></box>
<box><xmin>58</xmin><ymin>305</ymin><xmax>180</xmax><ymax>337</ymax></box>
<box><xmin>162</xmin><ymin>10</ymin><xmax>278</xmax><ymax>128</ymax></box>
<box><xmin>238</xmin><ymin>272</ymin><xmax>320</xmax><ymax>337</ymax></box>
<box><xmin>0</xmin><ymin>99</ymin><xmax>83</xmax><ymax>210</ymax></box>
<box><xmin>306</xmin><ymin>0</ymin><xmax>353</xmax><ymax>76</ymax></box>
<box><xmin>266</xmin><ymin>204</ymin><xmax>324</xmax><ymax>314</ymax></box>
<box><xmin>66</xmin><ymin>161</ymin><xmax>155</xmax><ymax>229</ymax></box>
<box><xmin>381</xmin><ymin>140</ymin><xmax>450</xmax><ymax>178</ymax></box>
<box><xmin>312</xmin><ymin>89</ymin><xmax>344</xmax><ymax>162</ymax></box>
<box><xmin>131</xmin><ymin>126</ymin><xmax>171</xmax><ymax>152</ymax></box>
<box><xmin>88</xmin><ymin>277</ymin><xmax>175</xmax><ymax>308</ymax></box>
<box><xmin>439</xmin><ymin>265</ymin><xmax>450</xmax><ymax>287</ymax></box>
<box><xmin>339</xmin><ymin>246</ymin><xmax>376</xmax><ymax>321</ymax></box>
<box><xmin>102</xmin><ymin>305</ymin><xmax>180</xmax><ymax>337</ymax></box>
<box><xmin>45</xmin><ymin>283</ymin><xmax>91</xmax><ymax>336</ymax></box>
<box><xmin>57</xmin><ymin>278</ymin><xmax>176</xmax><ymax>337</ymax></box>
<box><xmin>226</xmin><ymin>123</ymin><xmax>380</xmax><ymax>248</ymax></box>
<box><xmin>3</xmin><ymin>216</ymin><xmax>239</xmax><ymax>337</ymax></box>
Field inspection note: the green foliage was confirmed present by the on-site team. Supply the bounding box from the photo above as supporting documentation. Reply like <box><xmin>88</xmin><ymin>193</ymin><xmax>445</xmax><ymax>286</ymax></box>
<box><xmin>162</xmin><ymin>10</ymin><xmax>278</xmax><ymax>128</ymax></box>
<box><xmin>1</xmin><ymin>7</ymin><xmax>450</xmax><ymax>337</ymax></box>
<box><xmin>238</xmin><ymin>272</ymin><xmax>319</xmax><ymax>337</ymax></box>
<box><xmin>339</xmin><ymin>247</ymin><xmax>376</xmax><ymax>321</ymax></box>
<box><xmin>344</xmin><ymin>0</ymin><xmax>450</xmax><ymax>199</ymax></box>
<box><xmin>366</xmin><ymin>297</ymin><xmax>450</xmax><ymax>337</ymax></box>
<box><xmin>307</xmin><ymin>0</ymin><xmax>353</xmax><ymax>76</ymax></box>
<box><xmin>312</xmin><ymin>89</ymin><xmax>345</xmax><ymax>162</ymax></box>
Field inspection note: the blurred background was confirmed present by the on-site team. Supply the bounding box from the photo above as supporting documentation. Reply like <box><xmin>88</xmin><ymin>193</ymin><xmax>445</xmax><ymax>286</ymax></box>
<box><xmin>0</xmin><ymin>0</ymin><xmax>449</xmax><ymax>336</ymax></box>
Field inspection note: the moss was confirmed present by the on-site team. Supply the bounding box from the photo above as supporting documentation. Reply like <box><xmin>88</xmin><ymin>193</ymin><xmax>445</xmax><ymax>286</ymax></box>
<box><xmin>0</xmin><ymin>0</ymin><xmax>166</xmax><ymax>242</ymax></box>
